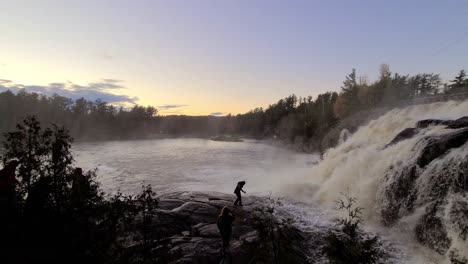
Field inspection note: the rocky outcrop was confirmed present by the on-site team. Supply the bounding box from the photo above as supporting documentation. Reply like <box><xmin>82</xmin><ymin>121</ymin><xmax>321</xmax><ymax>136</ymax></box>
<box><xmin>387</xmin><ymin>116</ymin><xmax>468</xmax><ymax>149</ymax></box>
<box><xmin>417</xmin><ymin>128</ymin><xmax>468</xmax><ymax>167</ymax></box>
<box><xmin>416</xmin><ymin>116</ymin><xmax>468</xmax><ymax>129</ymax></box>
<box><xmin>124</xmin><ymin>191</ymin><xmax>310</xmax><ymax>264</ymax></box>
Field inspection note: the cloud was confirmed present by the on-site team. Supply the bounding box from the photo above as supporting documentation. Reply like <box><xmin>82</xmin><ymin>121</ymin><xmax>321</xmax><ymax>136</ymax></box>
<box><xmin>67</xmin><ymin>79</ymin><xmax>124</xmax><ymax>91</ymax></box>
<box><xmin>102</xmin><ymin>79</ymin><xmax>123</xmax><ymax>84</ymax></box>
<box><xmin>0</xmin><ymin>79</ymin><xmax>138</xmax><ymax>104</ymax></box>
<box><xmin>158</xmin><ymin>104</ymin><xmax>189</xmax><ymax>110</ymax></box>
<box><xmin>209</xmin><ymin>112</ymin><xmax>224</xmax><ymax>116</ymax></box>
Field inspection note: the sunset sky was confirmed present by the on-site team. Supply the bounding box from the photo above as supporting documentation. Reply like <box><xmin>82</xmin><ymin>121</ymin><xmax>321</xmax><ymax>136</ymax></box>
<box><xmin>1</xmin><ymin>0</ymin><xmax>467</xmax><ymax>115</ymax></box>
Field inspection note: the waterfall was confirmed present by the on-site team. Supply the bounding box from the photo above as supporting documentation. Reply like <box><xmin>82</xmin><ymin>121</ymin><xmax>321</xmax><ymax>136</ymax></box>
<box><xmin>307</xmin><ymin>100</ymin><xmax>468</xmax><ymax>263</ymax></box>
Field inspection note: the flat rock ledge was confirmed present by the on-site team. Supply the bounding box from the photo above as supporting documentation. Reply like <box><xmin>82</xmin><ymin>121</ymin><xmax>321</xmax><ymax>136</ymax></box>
<box><xmin>126</xmin><ymin>191</ymin><xmax>310</xmax><ymax>264</ymax></box>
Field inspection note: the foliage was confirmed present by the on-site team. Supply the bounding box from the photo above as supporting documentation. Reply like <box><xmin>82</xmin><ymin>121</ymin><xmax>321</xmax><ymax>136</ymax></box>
<box><xmin>249</xmin><ymin>196</ymin><xmax>305</xmax><ymax>264</ymax></box>
<box><xmin>0</xmin><ymin>116</ymin><xmax>162</xmax><ymax>264</ymax></box>
<box><xmin>0</xmin><ymin>91</ymin><xmax>158</xmax><ymax>141</ymax></box>
<box><xmin>135</xmin><ymin>184</ymin><xmax>160</xmax><ymax>262</ymax></box>
<box><xmin>322</xmin><ymin>193</ymin><xmax>383</xmax><ymax>264</ymax></box>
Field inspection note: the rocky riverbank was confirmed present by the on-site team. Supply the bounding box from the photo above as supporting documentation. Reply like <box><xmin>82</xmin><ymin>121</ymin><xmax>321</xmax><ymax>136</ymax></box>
<box><xmin>128</xmin><ymin>191</ymin><xmax>311</xmax><ymax>264</ymax></box>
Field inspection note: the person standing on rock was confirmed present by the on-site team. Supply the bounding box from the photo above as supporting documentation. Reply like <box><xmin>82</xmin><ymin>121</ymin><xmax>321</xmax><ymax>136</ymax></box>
<box><xmin>217</xmin><ymin>206</ymin><xmax>235</xmax><ymax>256</ymax></box>
<box><xmin>233</xmin><ymin>181</ymin><xmax>246</xmax><ymax>206</ymax></box>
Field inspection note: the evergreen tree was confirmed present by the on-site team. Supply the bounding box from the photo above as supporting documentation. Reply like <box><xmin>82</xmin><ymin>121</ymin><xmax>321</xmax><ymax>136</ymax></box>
<box><xmin>447</xmin><ymin>70</ymin><xmax>467</xmax><ymax>94</ymax></box>
<box><xmin>335</xmin><ymin>69</ymin><xmax>361</xmax><ymax>118</ymax></box>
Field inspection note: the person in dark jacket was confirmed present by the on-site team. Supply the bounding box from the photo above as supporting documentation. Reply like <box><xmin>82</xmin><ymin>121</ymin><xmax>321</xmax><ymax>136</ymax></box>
<box><xmin>71</xmin><ymin>167</ymin><xmax>86</xmax><ymax>202</ymax></box>
<box><xmin>233</xmin><ymin>181</ymin><xmax>246</xmax><ymax>206</ymax></box>
<box><xmin>0</xmin><ymin>160</ymin><xmax>19</xmax><ymax>203</ymax></box>
<box><xmin>217</xmin><ymin>206</ymin><xmax>235</xmax><ymax>255</ymax></box>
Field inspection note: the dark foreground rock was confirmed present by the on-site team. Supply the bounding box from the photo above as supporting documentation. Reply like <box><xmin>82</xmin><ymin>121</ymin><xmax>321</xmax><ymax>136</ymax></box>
<box><xmin>123</xmin><ymin>191</ymin><xmax>310</xmax><ymax>264</ymax></box>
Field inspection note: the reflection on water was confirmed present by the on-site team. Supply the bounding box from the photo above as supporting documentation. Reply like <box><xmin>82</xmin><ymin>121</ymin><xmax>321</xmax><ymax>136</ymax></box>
<box><xmin>74</xmin><ymin>138</ymin><xmax>318</xmax><ymax>195</ymax></box>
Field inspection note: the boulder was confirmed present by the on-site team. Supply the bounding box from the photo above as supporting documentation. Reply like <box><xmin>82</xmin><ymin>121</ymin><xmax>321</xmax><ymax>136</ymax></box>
<box><xmin>416</xmin><ymin>119</ymin><xmax>451</xmax><ymax>128</ymax></box>
<box><xmin>386</xmin><ymin>127</ymin><xmax>419</xmax><ymax>147</ymax></box>
<box><xmin>416</xmin><ymin>116</ymin><xmax>468</xmax><ymax>129</ymax></box>
<box><xmin>153</xmin><ymin>209</ymin><xmax>191</xmax><ymax>237</ymax></box>
<box><xmin>158</xmin><ymin>199</ymin><xmax>186</xmax><ymax>210</ymax></box>
<box><xmin>172</xmin><ymin>201</ymin><xmax>219</xmax><ymax>224</ymax></box>
<box><xmin>417</xmin><ymin>128</ymin><xmax>468</xmax><ymax>167</ymax></box>
<box><xmin>447</xmin><ymin>116</ymin><xmax>468</xmax><ymax>129</ymax></box>
<box><xmin>192</xmin><ymin>223</ymin><xmax>219</xmax><ymax>237</ymax></box>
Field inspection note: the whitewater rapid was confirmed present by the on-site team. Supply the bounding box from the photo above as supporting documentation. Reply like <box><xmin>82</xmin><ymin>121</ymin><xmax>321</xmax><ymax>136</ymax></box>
<box><xmin>287</xmin><ymin>100</ymin><xmax>468</xmax><ymax>264</ymax></box>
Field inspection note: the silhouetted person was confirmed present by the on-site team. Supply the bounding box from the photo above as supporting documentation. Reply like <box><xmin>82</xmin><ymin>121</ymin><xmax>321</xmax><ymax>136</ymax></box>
<box><xmin>71</xmin><ymin>168</ymin><xmax>87</xmax><ymax>204</ymax></box>
<box><xmin>217</xmin><ymin>206</ymin><xmax>235</xmax><ymax>256</ymax></box>
<box><xmin>0</xmin><ymin>160</ymin><xmax>19</xmax><ymax>204</ymax></box>
<box><xmin>0</xmin><ymin>160</ymin><xmax>19</xmax><ymax>264</ymax></box>
<box><xmin>233</xmin><ymin>181</ymin><xmax>246</xmax><ymax>206</ymax></box>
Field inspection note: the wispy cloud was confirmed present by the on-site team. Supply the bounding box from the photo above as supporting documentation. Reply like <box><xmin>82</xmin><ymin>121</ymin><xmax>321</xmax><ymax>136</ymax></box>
<box><xmin>68</xmin><ymin>79</ymin><xmax>125</xmax><ymax>91</ymax></box>
<box><xmin>209</xmin><ymin>112</ymin><xmax>224</xmax><ymax>116</ymax></box>
<box><xmin>0</xmin><ymin>79</ymin><xmax>12</xmax><ymax>85</ymax></box>
<box><xmin>0</xmin><ymin>79</ymin><xmax>138</xmax><ymax>104</ymax></box>
<box><xmin>158</xmin><ymin>104</ymin><xmax>189</xmax><ymax>110</ymax></box>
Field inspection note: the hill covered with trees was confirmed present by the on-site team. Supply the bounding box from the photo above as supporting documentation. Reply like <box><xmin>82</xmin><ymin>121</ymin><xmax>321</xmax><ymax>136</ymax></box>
<box><xmin>1</xmin><ymin>66</ymin><xmax>467</xmax><ymax>149</ymax></box>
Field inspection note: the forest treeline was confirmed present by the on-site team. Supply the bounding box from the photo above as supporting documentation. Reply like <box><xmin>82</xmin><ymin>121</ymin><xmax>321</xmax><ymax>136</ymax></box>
<box><xmin>1</xmin><ymin>66</ymin><xmax>467</xmax><ymax>145</ymax></box>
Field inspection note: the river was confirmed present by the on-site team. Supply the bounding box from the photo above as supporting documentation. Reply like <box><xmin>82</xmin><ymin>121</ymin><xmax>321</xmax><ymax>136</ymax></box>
<box><xmin>74</xmin><ymin>138</ymin><xmax>319</xmax><ymax>195</ymax></box>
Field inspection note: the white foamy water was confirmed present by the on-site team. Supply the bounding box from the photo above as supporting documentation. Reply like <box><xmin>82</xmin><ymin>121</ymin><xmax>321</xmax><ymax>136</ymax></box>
<box><xmin>73</xmin><ymin>100</ymin><xmax>468</xmax><ymax>264</ymax></box>
<box><xmin>297</xmin><ymin>100</ymin><xmax>468</xmax><ymax>264</ymax></box>
<box><xmin>74</xmin><ymin>138</ymin><xmax>319</xmax><ymax>195</ymax></box>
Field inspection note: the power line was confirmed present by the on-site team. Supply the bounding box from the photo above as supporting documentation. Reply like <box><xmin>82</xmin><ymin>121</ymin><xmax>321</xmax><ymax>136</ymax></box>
<box><xmin>430</xmin><ymin>30</ymin><xmax>468</xmax><ymax>56</ymax></box>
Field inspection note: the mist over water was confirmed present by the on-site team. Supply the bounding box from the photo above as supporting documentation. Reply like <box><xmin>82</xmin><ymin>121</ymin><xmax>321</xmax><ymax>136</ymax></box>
<box><xmin>74</xmin><ymin>139</ymin><xmax>318</xmax><ymax>195</ymax></box>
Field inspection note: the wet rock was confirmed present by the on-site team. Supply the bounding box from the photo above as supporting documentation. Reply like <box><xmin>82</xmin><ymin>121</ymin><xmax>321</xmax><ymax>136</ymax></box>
<box><xmin>169</xmin><ymin>237</ymin><xmax>220</xmax><ymax>262</ymax></box>
<box><xmin>386</xmin><ymin>127</ymin><xmax>419</xmax><ymax>147</ymax></box>
<box><xmin>172</xmin><ymin>201</ymin><xmax>219</xmax><ymax>224</ymax></box>
<box><xmin>192</xmin><ymin>223</ymin><xmax>218</xmax><ymax>237</ymax></box>
<box><xmin>416</xmin><ymin>116</ymin><xmax>468</xmax><ymax>129</ymax></box>
<box><xmin>388</xmin><ymin>116</ymin><xmax>468</xmax><ymax>149</ymax></box>
<box><xmin>415</xmin><ymin>202</ymin><xmax>451</xmax><ymax>254</ymax></box>
<box><xmin>416</xmin><ymin>119</ymin><xmax>451</xmax><ymax>128</ymax></box>
<box><xmin>158</xmin><ymin>199</ymin><xmax>186</xmax><ymax>210</ymax></box>
<box><xmin>448</xmin><ymin>116</ymin><xmax>468</xmax><ymax>129</ymax></box>
<box><xmin>380</xmin><ymin>166</ymin><xmax>419</xmax><ymax>225</ymax></box>
<box><xmin>417</xmin><ymin>128</ymin><xmax>468</xmax><ymax>167</ymax></box>
<box><xmin>154</xmin><ymin>209</ymin><xmax>191</xmax><ymax>237</ymax></box>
